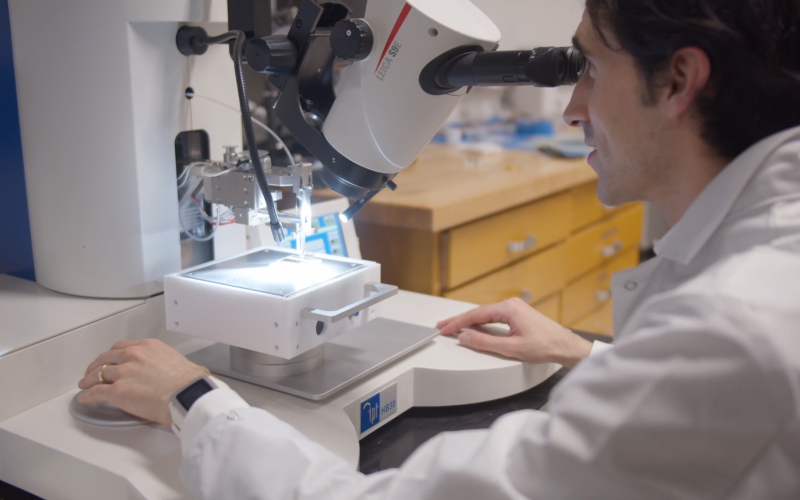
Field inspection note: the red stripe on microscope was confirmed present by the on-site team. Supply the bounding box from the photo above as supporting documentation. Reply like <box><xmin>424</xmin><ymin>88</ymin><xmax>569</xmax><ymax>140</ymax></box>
<box><xmin>375</xmin><ymin>3</ymin><xmax>412</xmax><ymax>73</ymax></box>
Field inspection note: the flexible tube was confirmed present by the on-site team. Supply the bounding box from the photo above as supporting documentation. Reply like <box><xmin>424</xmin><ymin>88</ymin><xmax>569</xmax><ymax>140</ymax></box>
<box><xmin>198</xmin><ymin>31</ymin><xmax>284</xmax><ymax>242</ymax></box>
<box><xmin>230</xmin><ymin>31</ymin><xmax>284</xmax><ymax>242</ymax></box>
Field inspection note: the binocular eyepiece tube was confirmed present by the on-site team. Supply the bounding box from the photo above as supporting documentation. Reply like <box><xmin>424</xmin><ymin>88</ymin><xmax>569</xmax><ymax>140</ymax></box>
<box><xmin>422</xmin><ymin>46</ymin><xmax>586</xmax><ymax>95</ymax></box>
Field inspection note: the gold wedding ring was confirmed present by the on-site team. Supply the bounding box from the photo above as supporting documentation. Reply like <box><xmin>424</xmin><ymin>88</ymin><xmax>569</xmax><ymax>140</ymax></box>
<box><xmin>99</xmin><ymin>364</ymin><xmax>109</xmax><ymax>384</ymax></box>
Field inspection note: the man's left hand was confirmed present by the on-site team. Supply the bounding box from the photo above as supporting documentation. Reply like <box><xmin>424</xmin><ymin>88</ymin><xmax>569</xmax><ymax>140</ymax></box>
<box><xmin>77</xmin><ymin>339</ymin><xmax>209</xmax><ymax>425</ymax></box>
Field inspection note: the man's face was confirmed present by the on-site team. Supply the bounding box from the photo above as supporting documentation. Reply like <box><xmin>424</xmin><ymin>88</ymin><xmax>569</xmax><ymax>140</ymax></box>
<box><xmin>564</xmin><ymin>10</ymin><xmax>668</xmax><ymax>206</ymax></box>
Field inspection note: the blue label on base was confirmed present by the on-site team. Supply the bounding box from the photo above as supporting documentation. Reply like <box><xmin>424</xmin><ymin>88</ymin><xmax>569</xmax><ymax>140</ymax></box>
<box><xmin>360</xmin><ymin>383</ymin><xmax>398</xmax><ymax>434</ymax></box>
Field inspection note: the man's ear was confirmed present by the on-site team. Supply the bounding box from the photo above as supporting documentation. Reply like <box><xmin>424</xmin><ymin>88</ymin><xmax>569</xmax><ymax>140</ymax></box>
<box><xmin>665</xmin><ymin>47</ymin><xmax>712</xmax><ymax>119</ymax></box>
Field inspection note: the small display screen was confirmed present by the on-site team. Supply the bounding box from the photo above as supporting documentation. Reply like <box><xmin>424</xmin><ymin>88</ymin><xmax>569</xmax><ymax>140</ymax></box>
<box><xmin>177</xmin><ymin>379</ymin><xmax>214</xmax><ymax>410</ymax></box>
<box><xmin>279</xmin><ymin>213</ymin><xmax>348</xmax><ymax>257</ymax></box>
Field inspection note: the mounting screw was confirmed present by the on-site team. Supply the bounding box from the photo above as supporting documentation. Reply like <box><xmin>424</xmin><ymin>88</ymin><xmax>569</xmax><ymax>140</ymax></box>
<box><xmin>216</xmin><ymin>185</ymin><xmax>220</xmax><ymax>190</ymax></box>
<box><xmin>274</xmin><ymin>322</ymin><xmax>279</xmax><ymax>328</ymax></box>
<box><xmin>295</xmin><ymin>19</ymin><xmax>303</xmax><ymax>29</ymax></box>
<box><xmin>175</xmin><ymin>321</ymin><xmax>179</xmax><ymax>327</ymax></box>
<box><xmin>275</xmin><ymin>345</ymin><xmax>279</xmax><ymax>351</ymax></box>
<box><xmin>346</xmin><ymin>29</ymin><xmax>352</xmax><ymax>36</ymax></box>
<box><xmin>173</xmin><ymin>300</ymin><xmax>178</xmax><ymax>305</ymax></box>
<box><xmin>184</xmin><ymin>87</ymin><xmax>195</xmax><ymax>99</ymax></box>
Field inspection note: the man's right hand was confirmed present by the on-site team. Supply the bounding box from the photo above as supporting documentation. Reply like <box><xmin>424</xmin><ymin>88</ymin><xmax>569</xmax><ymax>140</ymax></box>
<box><xmin>437</xmin><ymin>298</ymin><xmax>593</xmax><ymax>368</ymax></box>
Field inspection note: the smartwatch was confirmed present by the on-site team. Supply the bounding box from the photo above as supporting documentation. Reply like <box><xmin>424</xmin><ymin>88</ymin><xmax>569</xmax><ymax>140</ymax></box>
<box><xmin>169</xmin><ymin>375</ymin><xmax>227</xmax><ymax>436</ymax></box>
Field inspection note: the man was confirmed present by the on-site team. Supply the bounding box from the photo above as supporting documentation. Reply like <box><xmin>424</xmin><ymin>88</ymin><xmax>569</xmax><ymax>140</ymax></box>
<box><xmin>78</xmin><ymin>1</ymin><xmax>800</xmax><ymax>498</ymax></box>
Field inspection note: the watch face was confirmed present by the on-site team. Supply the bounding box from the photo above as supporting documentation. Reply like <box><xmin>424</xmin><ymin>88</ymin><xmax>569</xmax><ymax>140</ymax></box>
<box><xmin>177</xmin><ymin>379</ymin><xmax>214</xmax><ymax>411</ymax></box>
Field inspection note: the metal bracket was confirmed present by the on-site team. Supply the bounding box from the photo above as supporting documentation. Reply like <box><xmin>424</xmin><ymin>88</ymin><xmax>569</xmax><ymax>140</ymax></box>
<box><xmin>291</xmin><ymin>162</ymin><xmax>314</xmax><ymax>196</ymax></box>
<box><xmin>301</xmin><ymin>283</ymin><xmax>398</xmax><ymax>323</ymax></box>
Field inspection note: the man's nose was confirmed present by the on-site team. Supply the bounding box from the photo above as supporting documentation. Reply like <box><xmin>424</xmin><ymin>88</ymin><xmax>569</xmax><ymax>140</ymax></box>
<box><xmin>563</xmin><ymin>77</ymin><xmax>589</xmax><ymax>128</ymax></box>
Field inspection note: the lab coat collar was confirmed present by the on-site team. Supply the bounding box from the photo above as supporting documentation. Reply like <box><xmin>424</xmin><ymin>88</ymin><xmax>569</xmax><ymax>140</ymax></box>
<box><xmin>654</xmin><ymin>125</ymin><xmax>800</xmax><ymax>265</ymax></box>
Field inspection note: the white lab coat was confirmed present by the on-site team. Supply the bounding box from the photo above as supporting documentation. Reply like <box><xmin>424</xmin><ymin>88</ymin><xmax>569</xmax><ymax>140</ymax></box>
<box><xmin>179</xmin><ymin>126</ymin><xmax>800</xmax><ymax>499</ymax></box>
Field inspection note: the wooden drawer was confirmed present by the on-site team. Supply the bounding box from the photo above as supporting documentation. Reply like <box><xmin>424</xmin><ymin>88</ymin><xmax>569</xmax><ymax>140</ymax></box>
<box><xmin>444</xmin><ymin>193</ymin><xmax>571</xmax><ymax>289</ymax></box>
<box><xmin>533</xmin><ymin>293</ymin><xmax>561</xmax><ymax>323</ymax></box>
<box><xmin>562</xmin><ymin>249</ymin><xmax>639</xmax><ymax>325</ymax></box>
<box><xmin>444</xmin><ymin>244</ymin><xmax>565</xmax><ymax>306</ymax></box>
<box><xmin>565</xmin><ymin>204</ymin><xmax>644</xmax><ymax>281</ymax></box>
<box><xmin>571</xmin><ymin>180</ymin><xmax>616</xmax><ymax>231</ymax></box>
<box><xmin>570</xmin><ymin>300</ymin><xmax>614</xmax><ymax>337</ymax></box>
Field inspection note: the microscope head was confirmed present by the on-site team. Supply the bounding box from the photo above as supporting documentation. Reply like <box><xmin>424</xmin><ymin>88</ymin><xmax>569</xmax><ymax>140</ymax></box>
<box><xmin>238</xmin><ymin>0</ymin><xmax>584</xmax><ymax>217</ymax></box>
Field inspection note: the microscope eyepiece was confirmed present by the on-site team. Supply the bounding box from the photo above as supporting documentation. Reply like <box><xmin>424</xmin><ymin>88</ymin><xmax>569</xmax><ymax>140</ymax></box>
<box><xmin>422</xmin><ymin>45</ymin><xmax>587</xmax><ymax>94</ymax></box>
<box><xmin>567</xmin><ymin>46</ymin><xmax>587</xmax><ymax>84</ymax></box>
<box><xmin>526</xmin><ymin>46</ymin><xmax>586</xmax><ymax>87</ymax></box>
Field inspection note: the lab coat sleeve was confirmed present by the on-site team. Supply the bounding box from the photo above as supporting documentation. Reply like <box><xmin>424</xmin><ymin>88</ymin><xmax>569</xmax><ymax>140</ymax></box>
<box><xmin>589</xmin><ymin>339</ymin><xmax>613</xmax><ymax>356</ymax></box>
<box><xmin>179</xmin><ymin>292</ymin><xmax>792</xmax><ymax>500</ymax></box>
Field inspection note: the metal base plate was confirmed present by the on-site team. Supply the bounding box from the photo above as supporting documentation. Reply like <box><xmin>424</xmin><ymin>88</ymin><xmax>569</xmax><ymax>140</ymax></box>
<box><xmin>187</xmin><ymin>318</ymin><xmax>438</xmax><ymax>400</ymax></box>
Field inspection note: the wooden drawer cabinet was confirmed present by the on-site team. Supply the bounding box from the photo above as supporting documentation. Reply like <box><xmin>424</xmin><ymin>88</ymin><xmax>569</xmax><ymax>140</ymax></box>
<box><xmin>562</xmin><ymin>249</ymin><xmax>639</xmax><ymax>325</ymax></box>
<box><xmin>444</xmin><ymin>193</ymin><xmax>571</xmax><ymax>288</ymax></box>
<box><xmin>570</xmin><ymin>180</ymin><xmax>616</xmax><ymax>231</ymax></box>
<box><xmin>570</xmin><ymin>300</ymin><xmax>614</xmax><ymax>337</ymax></box>
<box><xmin>565</xmin><ymin>204</ymin><xmax>644</xmax><ymax>281</ymax></box>
<box><xmin>444</xmin><ymin>244</ymin><xmax>565</xmax><ymax>306</ymax></box>
<box><xmin>533</xmin><ymin>293</ymin><xmax>561</xmax><ymax>323</ymax></box>
<box><xmin>340</xmin><ymin>145</ymin><xmax>643</xmax><ymax>338</ymax></box>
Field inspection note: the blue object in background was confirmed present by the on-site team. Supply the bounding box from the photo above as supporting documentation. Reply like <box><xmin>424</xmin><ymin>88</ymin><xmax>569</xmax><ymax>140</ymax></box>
<box><xmin>0</xmin><ymin>0</ymin><xmax>35</xmax><ymax>280</ymax></box>
<box><xmin>280</xmin><ymin>213</ymin><xmax>348</xmax><ymax>257</ymax></box>
<box><xmin>515</xmin><ymin>119</ymin><xmax>555</xmax><ymax>137</ymax></box>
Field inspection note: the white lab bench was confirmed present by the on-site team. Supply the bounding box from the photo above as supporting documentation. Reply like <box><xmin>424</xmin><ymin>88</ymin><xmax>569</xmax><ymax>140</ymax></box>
<box><xmin>0</xmin><ymin>274</ymin><xmax>559</xmax><ymax>500</ymax></box>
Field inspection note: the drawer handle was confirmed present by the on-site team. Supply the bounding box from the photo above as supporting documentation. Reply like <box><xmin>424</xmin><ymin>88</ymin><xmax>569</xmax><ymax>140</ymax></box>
<box><xmin>520</xmin><ymin>289</ymin><xmax>533</xmax><ymax>303</ymax></box>
<box><xmin>508</xmin><ymin>235</ymin><xmax>538</xmax><ymax>253</ymax></box>
<box><xmin>595</xmin><ymin>290</ymin><xmax>611</xmax><ymax>303</ymax></box>
<box><xmin>601</xmin><ymin>239</ymin><xmax>623</xmax><ymax>257</ymax></box>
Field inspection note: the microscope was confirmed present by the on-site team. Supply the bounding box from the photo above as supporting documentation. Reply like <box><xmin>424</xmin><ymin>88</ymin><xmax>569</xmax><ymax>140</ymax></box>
<box><xmin>162</xmin><ymin>0</ymin><xmax>585</xmax><ymax>400</ymax></box>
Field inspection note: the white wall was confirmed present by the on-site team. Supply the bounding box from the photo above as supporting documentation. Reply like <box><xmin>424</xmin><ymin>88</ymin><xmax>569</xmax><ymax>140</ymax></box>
<box><xmin>471</xmin><ymin>0</ymin><xmax>585</xmax><ymax>50</ymax></box>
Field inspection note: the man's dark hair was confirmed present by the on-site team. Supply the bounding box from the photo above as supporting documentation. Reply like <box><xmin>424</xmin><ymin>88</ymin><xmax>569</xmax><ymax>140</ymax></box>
<box><xmin>585</xmin><ymin>0</ymin><xmax>800</xmax><ymax>160</ymax></box>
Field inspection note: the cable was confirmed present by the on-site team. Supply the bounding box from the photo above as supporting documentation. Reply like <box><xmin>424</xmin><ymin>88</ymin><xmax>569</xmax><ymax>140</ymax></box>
<box><xmin>179</xmin><ymin>177</ymin><xmax>204</xmax><ymax>210</ymax></box>
<box><xmin>201</xmin><ymin>33</ymin><xmax>238</xmax><ymax>45</ymax></box>
<box><xmin>192</xmin><ymin>93</ymin><xmax>296</xmax><ymax>167</ymax></box>
<box><xmin>191</xmin><ymin>194</ymin><xmax>235</xmax><ymax>225</ymax></box>
<box><xmin>179</xmin><ymin>198</ymin><xmax>221</xmax><ymax>242</ymax></box>
<box><xmin>177</xmin><ymin>162</ymin><xmax>205</xmax><ymax>189</ymax></box>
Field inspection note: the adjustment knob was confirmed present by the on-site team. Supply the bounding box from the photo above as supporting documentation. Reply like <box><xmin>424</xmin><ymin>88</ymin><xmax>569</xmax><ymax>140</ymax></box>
<box><xmin>245</xmin><ymin>36</ymin><xmax>298</xmax><ymax>74</ymax></box>
<box><xmin>331</xmin><ymin>18</ymin><xmax>373</xmax><ymax>61</ymax></box>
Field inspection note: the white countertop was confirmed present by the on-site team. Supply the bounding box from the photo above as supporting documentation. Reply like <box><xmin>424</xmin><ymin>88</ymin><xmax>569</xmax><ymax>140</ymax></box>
<box><xmin>0</xmin><ymin>274</ymin><xmax>143</xmax><ymax>357</ymax></box>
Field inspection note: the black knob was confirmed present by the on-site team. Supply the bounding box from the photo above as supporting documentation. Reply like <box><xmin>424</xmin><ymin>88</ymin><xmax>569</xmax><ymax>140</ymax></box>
<box><xmin>176</xmin><ymin>26</ymin><xmax>209</xmax><ymax>56</ymax></box>
<box><xmin>245</xmin><ymin>36</ymin><xmax>298</xmax><ymax>74</ymax></box>
<box><xmin>331</xmin><ymin>19</ymin><xmax>373</xmax><ymax>61</ymax></box>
